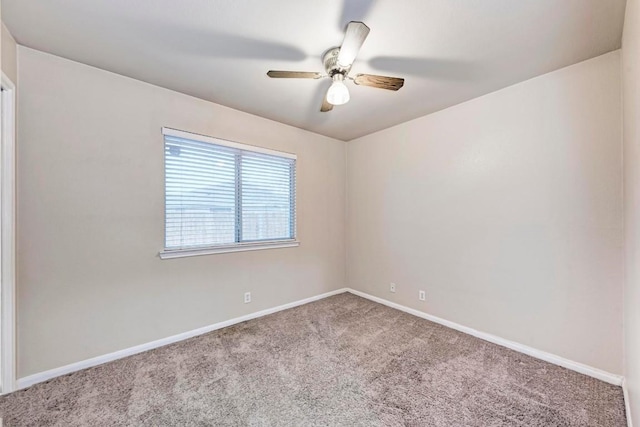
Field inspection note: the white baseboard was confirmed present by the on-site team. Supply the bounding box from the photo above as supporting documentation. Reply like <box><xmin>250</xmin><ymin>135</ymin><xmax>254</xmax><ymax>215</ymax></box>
<box><xmin>346</xmin><ymin>289</ymin><xmax>624</xmax><ymax>386</ymax></box>
<box><xmin>624</xmin><ymin>378</ymin><xmax>634</xmax><ymax>427</ymax></box>
<box><xmin>16</xmin><ymin>286</ymin><xmax>626</xmax><ymax>396</ymax></box>
<box><xmin>16</xmin><ymin>288</ymin><xmax>348</xmax><ymax>390</ymax></box>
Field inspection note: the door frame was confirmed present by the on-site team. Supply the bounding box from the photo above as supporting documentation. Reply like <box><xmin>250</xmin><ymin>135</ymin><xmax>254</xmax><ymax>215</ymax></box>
<box><xmin>1</xmin><ymin>72</ymin><xmax>16</xmax><ymax>394</ymax></box>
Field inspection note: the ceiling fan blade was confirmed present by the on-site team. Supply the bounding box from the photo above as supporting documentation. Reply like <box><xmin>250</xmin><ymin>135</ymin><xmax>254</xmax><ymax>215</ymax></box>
<box><xmin>267</xmin><ymin>71</ymin><xmax>323</xmax><ymax>79</ymax></box>
<box><xmin>321</xmin><ymin>91</ymin><xmax>334</xmax><ymax>112</ymax></box>
<box><xmin>353</xmin><ymin>74</ymin><xmax>404</xmax><ymax>91</ymax></box>
<box><xmin>337</xmin><ymin>21</ymin><xmax>370</xmax><ymax>68</ymax></box>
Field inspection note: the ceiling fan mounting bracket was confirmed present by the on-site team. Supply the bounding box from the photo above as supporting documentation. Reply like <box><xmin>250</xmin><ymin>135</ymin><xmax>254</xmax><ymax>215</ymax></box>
<box><xmin>323</xmin><ymin>47</ymin><xmax>350</xmax><ymax>77</ymax></box>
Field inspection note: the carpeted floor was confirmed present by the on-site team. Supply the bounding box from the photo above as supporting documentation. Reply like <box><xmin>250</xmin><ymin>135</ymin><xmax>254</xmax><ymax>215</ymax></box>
<box><xmin>0</xmin><ymin>293</ymin><xmax>627</xmax><ymax>426</ymax></box>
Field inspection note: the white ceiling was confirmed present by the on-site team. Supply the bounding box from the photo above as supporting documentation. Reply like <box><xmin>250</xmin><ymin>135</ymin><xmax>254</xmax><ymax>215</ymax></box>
<box><xmin>2</xmin><ymin>0</ymin><xmax>627</xmax><ymax>141</ymax></box>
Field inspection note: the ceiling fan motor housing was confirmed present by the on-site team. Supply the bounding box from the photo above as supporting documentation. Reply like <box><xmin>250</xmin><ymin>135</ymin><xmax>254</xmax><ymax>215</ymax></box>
<box><xmin>323</xmin><ymin>47</ymin><xmax>350</xmax><ymax>77</ymax></box>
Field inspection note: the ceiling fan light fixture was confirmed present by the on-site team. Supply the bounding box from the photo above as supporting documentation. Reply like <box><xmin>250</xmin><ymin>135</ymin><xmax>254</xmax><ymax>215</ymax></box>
<box><xmin>327</xmin><ymin>73</ymin><xmax>350</xmax><ymax>106</ymax></box>
<box><xmin>265</xmin><ymin>21</ymin><xmax>404</xmax><ymax>112</ymax></box>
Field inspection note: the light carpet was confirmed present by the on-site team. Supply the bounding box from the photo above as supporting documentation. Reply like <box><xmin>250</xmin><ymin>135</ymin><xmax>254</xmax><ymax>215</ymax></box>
<box><xmin>0</xmin><ymin>293</ymin><xmax>627</xmax><ymax>426</ymax></box>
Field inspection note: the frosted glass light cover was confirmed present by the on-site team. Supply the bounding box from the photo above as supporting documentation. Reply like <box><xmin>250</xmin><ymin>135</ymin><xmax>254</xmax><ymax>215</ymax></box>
<box><xmin>327</xmin><ymin>75</ymin><xmax>350</xmax><ymax>106</ymax></box>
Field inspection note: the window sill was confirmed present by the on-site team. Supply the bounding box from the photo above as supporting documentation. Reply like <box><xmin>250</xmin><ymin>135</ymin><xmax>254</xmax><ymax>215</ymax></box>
<box><xmin>159</xmin><ymin>240</ymin><xmax>300</xmax><ymax>259</ymax></box>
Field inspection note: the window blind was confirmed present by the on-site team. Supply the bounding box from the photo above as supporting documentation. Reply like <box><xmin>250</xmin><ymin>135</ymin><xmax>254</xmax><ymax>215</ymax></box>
<box><xmin>164</xmin><ymin>130</ymin><xmax>296</xmax><ymax>251</ymax></box>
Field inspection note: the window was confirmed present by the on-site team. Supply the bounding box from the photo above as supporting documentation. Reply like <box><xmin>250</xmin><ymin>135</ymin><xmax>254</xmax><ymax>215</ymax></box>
<box><xmin>160</xmin><ymin>128</ymin><xmax>298</xmax><ymax>258</ymax></box>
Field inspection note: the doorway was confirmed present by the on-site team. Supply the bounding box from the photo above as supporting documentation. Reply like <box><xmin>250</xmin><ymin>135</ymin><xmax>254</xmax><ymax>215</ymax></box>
<box><xmin>0</xmin><ymin>72</ymin><xmax>16</xmax><ymax>394</ymax></box>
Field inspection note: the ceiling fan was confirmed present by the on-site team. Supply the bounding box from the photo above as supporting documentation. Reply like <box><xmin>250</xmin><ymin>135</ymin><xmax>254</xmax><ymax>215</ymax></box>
<box><xmin>266</xmin><ymin>22</ymin><xmax>404</xmax><ymax>112</ymax></box>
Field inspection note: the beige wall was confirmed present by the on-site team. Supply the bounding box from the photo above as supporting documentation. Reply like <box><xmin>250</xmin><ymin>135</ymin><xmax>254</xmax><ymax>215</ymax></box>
<box><xmin>623</xmin><ymin>0</ymin><xmax>640</xmax><ymax>420</ymax></box>
<box><xmin>347</xmin><ymin>51</ymin><xmax>623</xmax><ymax>374</ymax></box>
<box><xmin>16</xmin><ymin>46</ymin><xmax>346</xmax><ymax>377</ymax></box>
<box><xmin>1</xmin><ymin>22</ymin><xmax>17</xmax><ymax>83</ymax></box>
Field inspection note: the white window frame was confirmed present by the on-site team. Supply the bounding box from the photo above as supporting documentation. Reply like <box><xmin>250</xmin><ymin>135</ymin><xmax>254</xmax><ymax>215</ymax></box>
<box><xmin>159</xmin><ymin>128</ymin><xmax>299</xmax><ymax>259</ymax></box>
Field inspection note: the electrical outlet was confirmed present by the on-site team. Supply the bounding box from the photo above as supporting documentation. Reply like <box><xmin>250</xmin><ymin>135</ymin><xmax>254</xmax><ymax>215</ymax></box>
<box><xmin>390</xmin><ymin>283</ymin><xmax>396</xmax><ymax>293</ymax></box>
<box><xmin>244</xmin><ymin>292</ymin><xmax>251</xmax><ymax>304</ymax></box>
<box><xmin>419</xmin><ymin>290</ymin><xmax>426</xmax><ymax>301</ymax></box>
